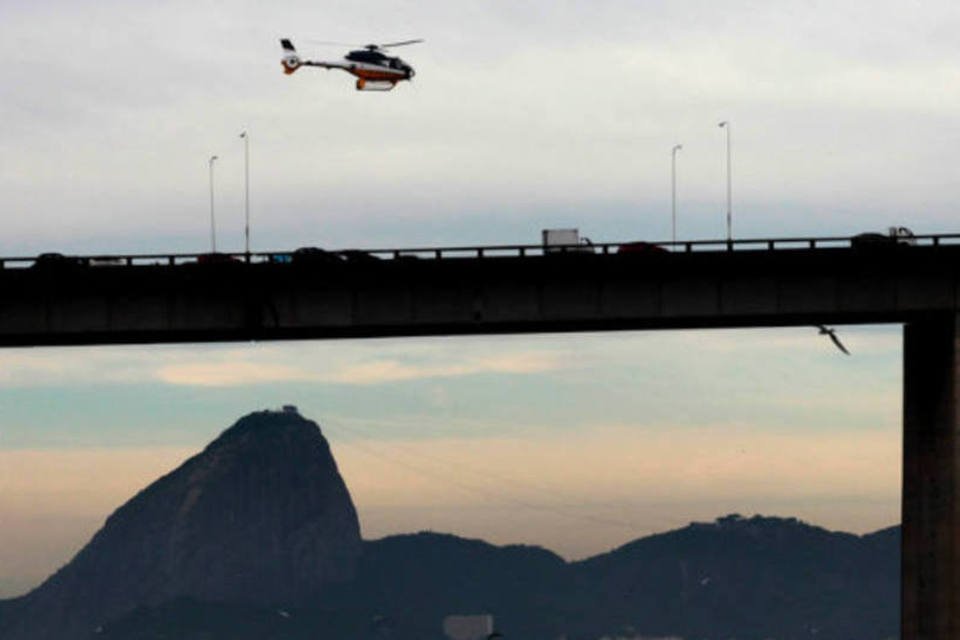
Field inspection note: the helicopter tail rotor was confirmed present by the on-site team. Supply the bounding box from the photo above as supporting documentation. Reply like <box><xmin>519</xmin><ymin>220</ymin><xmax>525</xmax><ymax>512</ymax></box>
<box><xmin>280</xmin><ymin>38</ymin><xmax>302</xmax><ymax>74</ymax></box>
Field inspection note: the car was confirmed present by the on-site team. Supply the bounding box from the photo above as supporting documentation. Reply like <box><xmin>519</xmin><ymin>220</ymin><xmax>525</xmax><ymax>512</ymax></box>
<box><xmin>338</xmin><ymin>250</ymin><xmax>380</xmax><ymax>263</ymax></box>
<box><xmin>851</xmin><ymin>227</ymin><xmax>916</xmax><ymax>249</ymax></box>
<box><xmin>292</xmin><ymin>247</ymin><xmax>343</xmax><ymax>265</ymax></box>
<box><xmin>617</xmin><ymin>241</ymin><xmax>668</xmax><ymax>254</ymax></box>
<box><xmin>195</xmin><ymin>252</ymin><xmax>241</xmax><ymax>265</ymax></box>
<box><xmin>30</xmin><ymin>252</ymin><xmax>85</xmax><ymax>270</ymax></box>
<box><xmin>850</xmin><ymin>233</ymin><xmax>891</xmax><ymax>248</ymax></box>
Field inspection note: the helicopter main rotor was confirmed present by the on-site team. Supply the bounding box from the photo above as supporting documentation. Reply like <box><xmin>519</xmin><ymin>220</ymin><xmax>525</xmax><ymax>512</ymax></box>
<box><xmin>369</xmin><ymin>39</ymin><xmax>423</xmax><ymax>50</ymax></box>
<box><xmin>304</xmin><ymin>39</ymin><xmax>424</xmax><ymax>52</ymax></box>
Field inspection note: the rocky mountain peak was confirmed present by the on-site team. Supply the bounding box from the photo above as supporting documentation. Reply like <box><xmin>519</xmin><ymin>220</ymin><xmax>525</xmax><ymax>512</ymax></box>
<box><xmin>4</xmin><ymin>409</ymin><xmax>362</xmax><ymax>640</ymax></box>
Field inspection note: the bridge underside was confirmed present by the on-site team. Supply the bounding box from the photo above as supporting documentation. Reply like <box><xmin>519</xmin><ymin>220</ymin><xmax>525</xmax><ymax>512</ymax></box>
<box><xmin>0</xmin><ymin>246</ymin><xmax>956</xmax><ymax>346</ymax></box>
<box><xmin>4</xmin><ymin>244</ymin><xmax>960</xmax><ymax>639</ymax></box>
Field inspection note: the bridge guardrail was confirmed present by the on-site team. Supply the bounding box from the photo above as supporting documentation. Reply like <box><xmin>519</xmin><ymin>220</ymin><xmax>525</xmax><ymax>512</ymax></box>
<box><xmin>3</xmin><ymin>233</ymin><xmax>960</xmax><ymax>270</ymax></box>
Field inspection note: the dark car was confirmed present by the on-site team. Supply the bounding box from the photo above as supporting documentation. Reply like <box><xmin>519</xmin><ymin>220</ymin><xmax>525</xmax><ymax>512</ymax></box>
<box><xmin>850</xmin><ymin>233</ymin><xmax>892</xmax><ymax>248</ymax></box>
<box><xmin>31</xmin><ymin>252</ymin><xmax>86</xmax><ymax>270</ymax></box>
<box><xmin>851</xmin><ymin>227</ymin><xmax>916</xmax><ymax>249</ymax></box>
<box><xmin>617</xmin><ymin>241</ymin><xmax>668</xmax><ymax>254</ymax></box>
<box><xmin>291</xmin><ymin>247</ymin><xmax>343</xmax><ymax>265</ymax></box>
<box><xmin>195</xmin><ymin>252</ymin><xmax>241</xmax><ymax>265</ymax></box>
<box><xmin>338</xmin><ymin>249</ymin><xmax>380</xmax><ymax>263</ymax></box>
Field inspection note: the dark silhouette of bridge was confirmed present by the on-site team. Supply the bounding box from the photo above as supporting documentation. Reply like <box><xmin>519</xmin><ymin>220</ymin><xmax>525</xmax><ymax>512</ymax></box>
<box><xmin>3</xmin><ymin>233</ymin><xmax>960</xmax><ymax>639</ymax></box>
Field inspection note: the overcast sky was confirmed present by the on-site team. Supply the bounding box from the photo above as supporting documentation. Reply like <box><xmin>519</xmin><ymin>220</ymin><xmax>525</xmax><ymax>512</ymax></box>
<box><xmin>2</xmin><ymin>0</ymin><xmax>958</xmax><ymax>254</ymax></box>
<box><xmin>1</xmin><ymin>0</ymin><xmax>951</xmax><ymax>597</ymax></box>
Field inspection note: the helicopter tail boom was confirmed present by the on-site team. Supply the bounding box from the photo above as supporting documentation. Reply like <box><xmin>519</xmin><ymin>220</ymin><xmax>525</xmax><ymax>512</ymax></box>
<box><xmin>280</xmin><ymin>39</ymin><xmax>301</xmax><ymax>74</ymax></box>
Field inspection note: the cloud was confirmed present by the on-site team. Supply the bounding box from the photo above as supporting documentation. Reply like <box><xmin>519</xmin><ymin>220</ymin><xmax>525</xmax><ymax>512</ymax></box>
<box><xmin>152</xmin><ymin>346</ymin><xmax>564</xmax><ymax>387</ymax></box>
<box><xmin>154</xmin><ymin>361</ymin><xmax>312</xmax><ymax>387</ymax></box>
<box><xmin>0</xmin><ymin>342</ymin><xmax>558</xmax><ymax>388</ymax></box>
<box><xmin>326</xmin><ymin>353</ymin><xmax>561</xmax><ymax>385</ymax></box>
<box><xmin>0</xmin><ymin>327</ymin><xmax>898</xmax><ymax>390</ymax></box>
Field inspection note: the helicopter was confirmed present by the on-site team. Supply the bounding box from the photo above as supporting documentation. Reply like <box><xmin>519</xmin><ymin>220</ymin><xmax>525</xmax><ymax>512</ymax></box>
<box><xmin>280</xmin><ymin>38</ymin><xmax>421</xmax><ymax>91</ymax></box>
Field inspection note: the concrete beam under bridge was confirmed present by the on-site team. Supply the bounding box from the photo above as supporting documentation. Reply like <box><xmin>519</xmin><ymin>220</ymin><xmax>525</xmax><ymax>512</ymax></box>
<box><xmin>0</xmin><ymin>245</ymin><xmax>957</xmax><ymax>346</ymax></box>
<box><xmin>903</xmin><ymin>313</ymin><xmax>960</xmax><ymax>639</ymax></box>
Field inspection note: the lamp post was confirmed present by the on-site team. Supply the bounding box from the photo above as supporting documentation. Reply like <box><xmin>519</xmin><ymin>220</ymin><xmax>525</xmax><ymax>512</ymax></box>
<box><xmin>671</xmin><ymin>144</ymin><xmax>682</xmax><ymax>246</ymax></box>
<box><xmin>240</xmin><ymin>131</ymin><xmax>250</xmax><ymax>256</ymax></box>
<box><xmin>208</xmin><ymin>155</ymin><xmax>218</xmax><ymax>253</ymax></box>
<box><xmin>718</xmin><ymin>121</ymin><xmax>732</xmax><ymax>243</ymax></box>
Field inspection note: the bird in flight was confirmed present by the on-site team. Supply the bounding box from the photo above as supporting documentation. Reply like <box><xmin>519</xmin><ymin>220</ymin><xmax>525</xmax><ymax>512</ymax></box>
<box><xmin>816</xmin><ymin>325</ymin><xmax>850</xmax><ymax>355</ymax></box>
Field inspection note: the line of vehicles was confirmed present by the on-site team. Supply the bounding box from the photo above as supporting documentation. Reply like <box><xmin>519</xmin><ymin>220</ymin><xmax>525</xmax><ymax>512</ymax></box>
<box><xmin>26</xmin><ymin>247</ymin><xmax>383</xmax><ymax>270</ymax></box>
<box><xmin>541</xmin><ymin>226</ymin><xmax>918</xmax><ymax>253</ymax></box>
<box><xmin>18</xmin><ymin>226</ymin><xmax>919</xmax><ymax>271</ymax></box>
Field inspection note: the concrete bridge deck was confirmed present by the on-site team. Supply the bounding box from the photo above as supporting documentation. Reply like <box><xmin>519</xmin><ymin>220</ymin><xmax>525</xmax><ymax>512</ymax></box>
<box><xmin>0</xmin><ymin>242</ymin><xmax>958</xmax><ymax>346</ymax></box>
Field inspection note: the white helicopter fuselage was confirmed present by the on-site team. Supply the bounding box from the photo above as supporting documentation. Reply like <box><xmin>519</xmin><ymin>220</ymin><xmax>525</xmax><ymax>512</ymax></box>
<box><xmin>318</xmin><ymin>59</ymin><xmax>409</xmax><ymax>90</ymax></box>
<box><xmin>281</xmin><ymin>39</ymin><xmax>415</xmax><ymax>91</ymax></box>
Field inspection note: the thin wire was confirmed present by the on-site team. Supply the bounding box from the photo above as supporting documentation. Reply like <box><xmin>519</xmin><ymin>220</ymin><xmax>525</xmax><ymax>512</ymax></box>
<box><xmin>324</xmin><ymin>420</ymin><xmax>644</xmax><ymax>530</ymax></box>
<box><xmin>327</xmin><ymin>418</ymin><xmax>575</xmax><ymax>499</ymax></box>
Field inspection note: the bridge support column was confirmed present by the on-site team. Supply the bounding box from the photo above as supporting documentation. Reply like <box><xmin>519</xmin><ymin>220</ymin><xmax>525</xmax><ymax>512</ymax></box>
<box><xmin>903</xmin><ymin>313</ymin><xmax>960</xmax><ymax>639</ymax></box>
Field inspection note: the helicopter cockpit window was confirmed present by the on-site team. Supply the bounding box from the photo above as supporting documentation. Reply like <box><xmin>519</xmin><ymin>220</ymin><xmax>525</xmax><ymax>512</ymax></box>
<box><xmin>348</xmin><ymin>50</ymin><xmax>387</xmax><ymax>64</ymax></box>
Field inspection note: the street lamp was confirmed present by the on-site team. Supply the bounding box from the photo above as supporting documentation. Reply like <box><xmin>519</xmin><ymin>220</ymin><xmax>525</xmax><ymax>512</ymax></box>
<box><xmin>671</xmin><ymin>144</ymin><xmax>682</xmax><ymax>246</ymax></box>
<box><xmin>718</xmin><ymin>121</ymin><xmax>732</xmax><ymax>243</ymax></box>
<box><xmin>239</xmin><ymin>131</ymin><xmax>250</xmax><ymax>256</ymax></box>
<box><xmin>208</xmin><ymin>155</ymin><xmax>218</xmax><ymax>253</ymax></box>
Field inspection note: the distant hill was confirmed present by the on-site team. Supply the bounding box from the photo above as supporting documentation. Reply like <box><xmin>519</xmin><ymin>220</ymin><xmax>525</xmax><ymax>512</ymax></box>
<box><xmin>341</xmin><ymin>532</ymin><xmax>570</xmax><ymax>640</ymax></box>
<box><xmin>565</xmin><ymin>514</ymin><xmax>899</xmax><ymax>639</ymax></box>
<box><xmin>88</xmin><ymin>518</ymin><xmax>899</xmax><ymax>640</ymax></box>
<box><xmin>0</xmin><ymin>409</ymin><xmax>900</xmax><ymax>640</ymax></box>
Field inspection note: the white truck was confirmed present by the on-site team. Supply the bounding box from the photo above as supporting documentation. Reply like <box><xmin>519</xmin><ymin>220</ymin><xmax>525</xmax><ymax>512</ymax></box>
<box><xmin>542</xmin><ymin>228</ymin><xmax>594</xmax><ymax>254</ymax></box>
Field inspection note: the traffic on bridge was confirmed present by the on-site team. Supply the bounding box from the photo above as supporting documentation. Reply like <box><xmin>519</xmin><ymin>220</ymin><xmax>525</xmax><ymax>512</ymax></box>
<box><xmin>0</xmin><ymin>226</ymin><xmax>943</xmax><ymax>270</ymax></box>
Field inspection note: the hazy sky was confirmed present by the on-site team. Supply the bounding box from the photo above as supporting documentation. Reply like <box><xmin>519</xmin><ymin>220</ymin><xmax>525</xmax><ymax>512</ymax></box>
<box><xmin>2</xmin><ymin>0</ymin><xmax>959</xmax><ymax>253</ymax></box>
<box><xmin>1</xmin><ymin>0</ymin><xmax>950</xmax><ymax>597</ymax></box>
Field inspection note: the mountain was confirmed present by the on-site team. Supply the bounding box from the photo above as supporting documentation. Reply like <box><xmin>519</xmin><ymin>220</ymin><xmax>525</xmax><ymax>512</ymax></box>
<box><xmin>1</xmin><ymin>409</ymin><xmax>362</xmax><ymax>640</ymax></box>
<box><xmin>0</xmin><ymin>408</ymin><xmax>900</xmax><ymax>640</ymax></box>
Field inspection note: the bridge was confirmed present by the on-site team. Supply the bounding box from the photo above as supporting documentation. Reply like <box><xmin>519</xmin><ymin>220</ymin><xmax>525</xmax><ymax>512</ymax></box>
<box><xmin>4</xmin><ymin>232</ymin><xmax>960</xmax><ymax>639</ymax></box>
